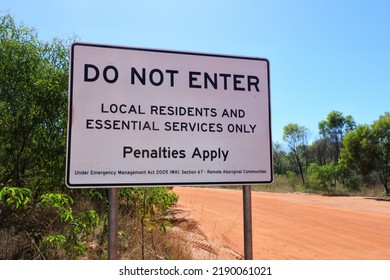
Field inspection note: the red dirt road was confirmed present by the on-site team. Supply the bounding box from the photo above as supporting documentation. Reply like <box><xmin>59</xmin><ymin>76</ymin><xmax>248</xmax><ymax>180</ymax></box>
<box><xmin>173</xmin><ymin>187</ymin><xmax>390</xmax><ymax>259</ymax></box>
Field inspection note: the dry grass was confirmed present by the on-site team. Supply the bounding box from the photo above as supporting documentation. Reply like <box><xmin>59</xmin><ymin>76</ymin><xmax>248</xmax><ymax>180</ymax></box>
<box><xmin>109</xmin><ymin>206</ymin><xmax>194</xmax><ymax>260</ymax></box>
<box><xmin>0</xmin><ymin>195</ymin><xmax>193</xmax><ymax>260</ymax></box>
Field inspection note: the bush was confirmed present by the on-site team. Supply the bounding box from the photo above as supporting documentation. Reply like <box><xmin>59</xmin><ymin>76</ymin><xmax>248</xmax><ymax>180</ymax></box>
<box><xmin>308</xmin><ymin>163</ymin><xmax>337</xmax><ymax>194</ymax></box>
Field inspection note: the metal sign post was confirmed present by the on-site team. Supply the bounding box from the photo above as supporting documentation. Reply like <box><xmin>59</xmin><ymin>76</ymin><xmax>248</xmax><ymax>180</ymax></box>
<box><xmin>108</xmin><ymin>188</ymin><xmax>119</xmax><ymax>260</ymax></box>
<box><xmin>243</xmin><ymin>185</ymin><xmax>253</xmax><ymax>260</ymax></box>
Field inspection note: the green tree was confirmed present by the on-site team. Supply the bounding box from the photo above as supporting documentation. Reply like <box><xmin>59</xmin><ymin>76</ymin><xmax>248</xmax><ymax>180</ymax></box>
<box><xmin>340</xmin><ymin>125</ymin><xmax>372</xmax><ymax>175</ymax></box>
<box><xmin>341</xmin><ymin>113</ymin><xmax>390</xmax><ymax>195</ymax></box>
<box><xmin>272</xmin><ymin>142</ymin><xmax>289</xmax><ymax>175</ymax></box>
<box><xmin>318</xmin><ymin>111</ymin><xmax>356</xmax><ymax>164</ymax></box>
<box><xmin>369</xmin><ymin>113</ymin><xmax>390</xmax><ymax>195</ymax></box>
<box><xmin>309</xmin><ymin>138</ymin><xmax>329</xmax><ymax>166</ymax></box>
<box><xmin>283</xmin><ymin>123</ymin><xmax>309</xmax><ymax>184</ymax></box>
<box><xmin>0</xmin><ymin>14</ymin><xmax>69</xmax><ymax>191</ymax></box>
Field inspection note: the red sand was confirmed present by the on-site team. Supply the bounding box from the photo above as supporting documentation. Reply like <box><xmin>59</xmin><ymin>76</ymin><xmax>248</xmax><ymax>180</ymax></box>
<box><xmin>174</xmin><ymin>187</ymin><xmax>390</xmax><ymax>259</ymax></box>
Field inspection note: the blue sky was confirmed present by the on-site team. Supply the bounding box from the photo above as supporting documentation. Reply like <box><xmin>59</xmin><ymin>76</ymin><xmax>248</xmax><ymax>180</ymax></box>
<box><xmin>2</xmin><ymin>0</ymin><xmax>390</xmax><ymax>144</ymax></box>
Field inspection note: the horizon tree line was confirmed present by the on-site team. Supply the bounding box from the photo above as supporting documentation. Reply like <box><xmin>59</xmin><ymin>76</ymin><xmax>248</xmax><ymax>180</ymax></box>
<box><xmin>274</xmin><ymin>110</ymin><xmax>390</xmax><ymax>195</ymax></box>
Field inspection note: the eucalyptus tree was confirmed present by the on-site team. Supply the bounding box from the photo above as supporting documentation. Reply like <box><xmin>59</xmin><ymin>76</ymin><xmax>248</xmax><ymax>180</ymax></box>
<box><xmin>283</xmin><ymin>123</ymin><xmax>309</xmax><ymax>184</ymax></box>
<box><xmin>318</xmin><ymin>111</ymin><xmax>356</xmax><ymax>164</ymax></box>
<box><xmin>341</xmin><ymin>113</ymin><xmax>390</xmax><ymax>195</ymax></box>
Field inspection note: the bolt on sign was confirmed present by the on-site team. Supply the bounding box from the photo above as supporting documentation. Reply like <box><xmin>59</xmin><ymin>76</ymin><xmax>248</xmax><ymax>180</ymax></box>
<box><xmin>66</xmin><ymin>42</ymin><xmax>272</xmax><ymax>188</ymax></box>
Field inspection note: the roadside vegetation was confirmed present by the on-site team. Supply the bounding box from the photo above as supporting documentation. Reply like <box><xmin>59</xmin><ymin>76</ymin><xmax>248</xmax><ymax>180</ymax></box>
<box><xmin>1</xmin><ymin>14</ymin><xmax>389</xmax><ymax>260</ymax></box>
<box><xmin>0</xmin><ymin>14</ymin><xmax>189</xmax><ymax>260</ymax></box>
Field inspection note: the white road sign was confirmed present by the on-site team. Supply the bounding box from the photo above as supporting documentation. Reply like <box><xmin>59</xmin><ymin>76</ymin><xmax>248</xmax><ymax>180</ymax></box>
<box><xmin>66</xmin><ymin>42</ymin><xmax>272</xmax><ymax>188</ymax></box>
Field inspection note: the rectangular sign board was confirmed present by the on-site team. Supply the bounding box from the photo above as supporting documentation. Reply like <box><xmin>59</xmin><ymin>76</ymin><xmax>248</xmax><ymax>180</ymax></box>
<box><xmin>66</xmin><ymin>42</ymin><xmax>272</xmax><ymax>188</ymax></box>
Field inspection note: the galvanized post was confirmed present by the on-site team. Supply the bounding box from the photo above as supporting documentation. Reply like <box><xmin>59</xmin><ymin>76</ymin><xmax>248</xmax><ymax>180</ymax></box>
<box><xmin>108</xmin><ymin>188</ymin><xmax>119</xmax><ymax>260</ymax></box>
<box><xmin>243</xmin><ymin>185</ymin><xmax>253</xmax><ymax>260</ymax></box>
